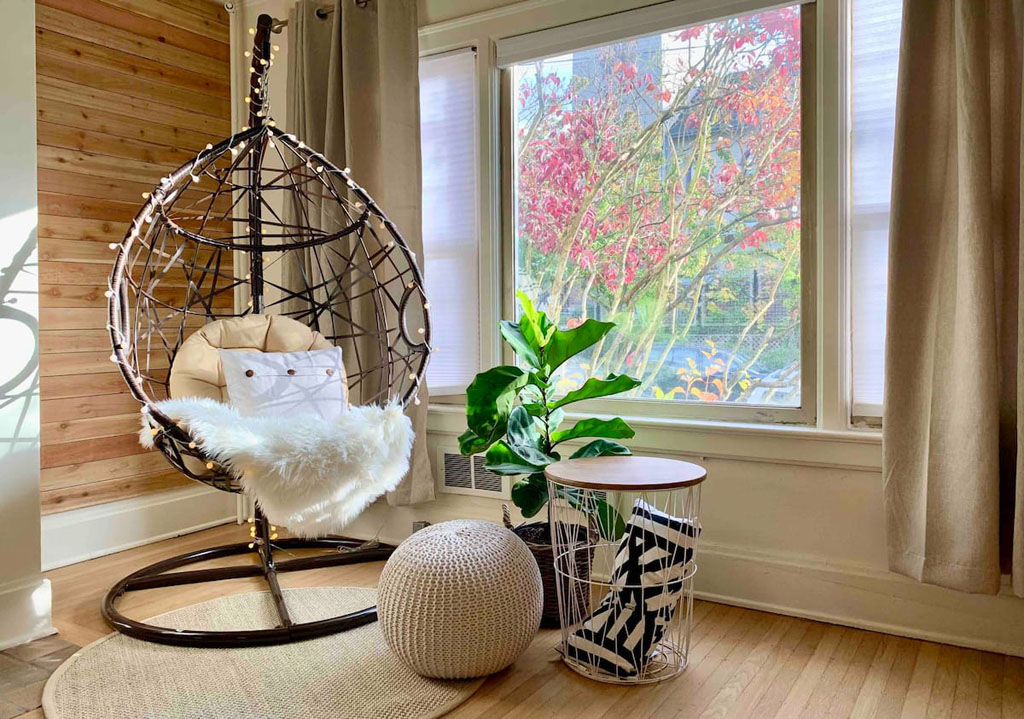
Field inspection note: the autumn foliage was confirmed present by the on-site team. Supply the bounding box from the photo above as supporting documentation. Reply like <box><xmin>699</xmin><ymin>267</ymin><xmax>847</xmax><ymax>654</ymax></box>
<box><xmin>514</xmin><ymin>6</ymin><xmax>803</xmax><ymax>405</ymax></box>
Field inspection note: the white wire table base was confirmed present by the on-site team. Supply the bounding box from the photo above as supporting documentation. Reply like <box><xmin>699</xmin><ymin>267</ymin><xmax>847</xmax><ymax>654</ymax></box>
<box><xmin>544</xmin><ymin>457</ymin><xmax>706</xmax><ymax>686</ymax></box>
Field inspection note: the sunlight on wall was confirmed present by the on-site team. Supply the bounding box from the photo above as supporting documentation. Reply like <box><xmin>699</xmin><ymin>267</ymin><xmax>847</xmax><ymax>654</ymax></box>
<box><xmin>0</xmin><ymin>206</ymin><xmax>40</xmax><ymax>460</ymax></box>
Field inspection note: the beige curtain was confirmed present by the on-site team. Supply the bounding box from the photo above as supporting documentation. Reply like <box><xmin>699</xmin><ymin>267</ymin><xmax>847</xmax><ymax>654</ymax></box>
<box><xmin>286</xmin><ymin>0</ymin><xmax>434</xmax><ymax>506</ymax></box>
<box><xmin>884</xmin><ymin>0</ymin><xmax>1023</xmax><ymax>594</ymax></box>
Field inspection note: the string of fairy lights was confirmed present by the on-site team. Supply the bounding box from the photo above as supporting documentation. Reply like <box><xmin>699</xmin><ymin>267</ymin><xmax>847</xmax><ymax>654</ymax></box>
<box><xmin>105</xmin><ymin>22</ymin><xmax>434</xmax><ymax>486</ymax></box>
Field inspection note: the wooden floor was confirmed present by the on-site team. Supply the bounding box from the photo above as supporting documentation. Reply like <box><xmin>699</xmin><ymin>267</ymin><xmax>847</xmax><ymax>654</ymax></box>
<box><xmin>30</xmin><ymin>523</ymin><xmax>1024</xmax><ymax>718</ymax></box>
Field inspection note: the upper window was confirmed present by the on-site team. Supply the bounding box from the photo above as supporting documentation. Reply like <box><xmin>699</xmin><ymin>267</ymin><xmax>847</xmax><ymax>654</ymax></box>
<box><xmin>510</xmin><ymin>6</ymin><xmax>806</xmax><ymax>409</ymax></box>
<box><xmin>850</xmin><ymin>0</ymin><xmax>902</xmax><ymax>418</ymax></box>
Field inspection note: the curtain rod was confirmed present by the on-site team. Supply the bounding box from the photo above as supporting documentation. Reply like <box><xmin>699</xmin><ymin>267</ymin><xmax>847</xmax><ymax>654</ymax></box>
<box><xmin>272</xmin><ymin>3</ymin><xmax>372</xmax><ymax>33</ymax></box>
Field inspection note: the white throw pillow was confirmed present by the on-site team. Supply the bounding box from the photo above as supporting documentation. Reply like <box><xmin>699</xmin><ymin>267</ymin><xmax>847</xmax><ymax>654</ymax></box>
<box><xmin>219</xmin><ymin>346</ymin><xmax>348</xmax><ymax>420</ymax></box>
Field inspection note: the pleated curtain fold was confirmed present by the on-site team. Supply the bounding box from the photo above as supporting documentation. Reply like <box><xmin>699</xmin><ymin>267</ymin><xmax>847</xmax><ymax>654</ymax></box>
<box><xmin>285</xmin><ymin>0</ymin><xmax>434</xmax><ymax>507</ymax></box>
<box><xmin>883</xmin><ymin>0</ymin><xmax>1023</xmax><ymax>594</ymax></box>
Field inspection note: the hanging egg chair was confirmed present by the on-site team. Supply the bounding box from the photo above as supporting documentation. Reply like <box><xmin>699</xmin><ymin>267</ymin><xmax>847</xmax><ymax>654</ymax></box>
<box><xmin>102</xmin><ymin>13</ymin><xmax>430</xmax><ymax>647</ymax></box>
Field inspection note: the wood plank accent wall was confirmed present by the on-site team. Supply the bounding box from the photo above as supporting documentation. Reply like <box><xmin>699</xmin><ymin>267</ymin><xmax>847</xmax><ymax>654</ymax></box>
<box><xmin>35</xmin><ymin>0</ymin><xmax>232</xmax><ymax>514</ymax></box>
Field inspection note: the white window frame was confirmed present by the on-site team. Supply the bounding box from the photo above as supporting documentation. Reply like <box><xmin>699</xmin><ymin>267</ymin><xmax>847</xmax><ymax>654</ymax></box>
<box><xmin>419</xmin><ymin>0</ymin><xmax>864</xmax><ymax>433</ymax></box>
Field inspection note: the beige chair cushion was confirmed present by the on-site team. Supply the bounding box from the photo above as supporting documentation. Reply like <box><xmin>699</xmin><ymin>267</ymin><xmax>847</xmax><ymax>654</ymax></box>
<box><xmin>170</xmin><ymin>315</ymin><xmax>337</xmax><ymax>402</ymax></box>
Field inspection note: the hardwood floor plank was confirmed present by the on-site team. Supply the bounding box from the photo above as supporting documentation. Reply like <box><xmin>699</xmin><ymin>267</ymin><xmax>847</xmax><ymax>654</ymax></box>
<box><xmin>873</xmin><ymin>638</ymin><xmax>923</xmax><ymax>719</ymax></box>
<box><xmin>825</xmin><ymin>632</ymin><xmax>885</xmax><ymax>718</ymax></box>
<box><xmin>773</xmin><ymin>624</ymin><xmax>845</xmax><ymax>718</ymax></box>
<box><xmin>926</xmin><ymin>645</ymin><xmax>963</xmax><ymax>718</ymax></box>
<box><xmin>797</xmin><ymin>628</ymin><xmax>866</xmax><ymax>718</ymax></box>
<box><xmin>849</xmin><ymin>634</ymin><xmax>902</xmax><ymax>718</ymax></box>
<box><xmin>697</xmin><ymin>615</ymin><xmax>795</xmax><ymax>719</ymax></box>
<box><xmin>749</xmin><ymin>622</ymin><xmax>828</xmax><ymax>717</ymax></box>
<box><xmin>1002</xmin><ymin>656</ymin><xmax>1024</xmax><ymax>718</ymax></box>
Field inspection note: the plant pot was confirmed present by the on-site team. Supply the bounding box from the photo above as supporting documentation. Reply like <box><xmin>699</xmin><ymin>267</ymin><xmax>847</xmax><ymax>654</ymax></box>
<box><xmin>504</xmin><ymin>508</ymin><xmax>593</xmax><ymax>628</ymax></box>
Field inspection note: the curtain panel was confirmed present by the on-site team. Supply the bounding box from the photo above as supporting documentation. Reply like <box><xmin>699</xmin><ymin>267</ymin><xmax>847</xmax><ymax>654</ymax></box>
<box><xmin>286</xmin><ymin>0</ymin><xmax>434</xmax><ymax>507</ymax></box>
<box><xmin>884</xmin><ymin>0</ymin><xmax>1023</xmax><ymax>594</ymax></box>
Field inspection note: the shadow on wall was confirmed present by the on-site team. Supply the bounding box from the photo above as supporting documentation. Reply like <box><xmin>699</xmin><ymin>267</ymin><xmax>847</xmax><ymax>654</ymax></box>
<box><xmin>0</xmin><ymin>209</ymin><xmax>39</xmax><ymax>459</ymax></box>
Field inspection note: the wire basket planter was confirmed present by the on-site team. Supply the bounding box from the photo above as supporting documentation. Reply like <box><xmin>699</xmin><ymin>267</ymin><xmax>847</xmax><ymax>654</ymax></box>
<box><xmin>544</xmin><ymin>457</ymin><xmax>706</xmax><ymax>685</ymax></box>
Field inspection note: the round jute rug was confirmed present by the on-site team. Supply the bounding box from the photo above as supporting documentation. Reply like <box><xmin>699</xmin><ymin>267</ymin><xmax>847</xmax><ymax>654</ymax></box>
<box><xmin>43</xmin><ymin>587</ymin><xmax>484</xmax><ymax>719</ymax></box>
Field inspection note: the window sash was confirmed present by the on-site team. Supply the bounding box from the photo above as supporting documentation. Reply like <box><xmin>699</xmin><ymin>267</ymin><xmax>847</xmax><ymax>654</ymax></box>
<box><xmin>495</xmin><ymin>0</ymin><xmax>815</xmax><ymax>67</ymax></box>
<box><xmin>498</xmin><ymin>2</ymin><xmax>818</xmax><ymax>424</ymax></box>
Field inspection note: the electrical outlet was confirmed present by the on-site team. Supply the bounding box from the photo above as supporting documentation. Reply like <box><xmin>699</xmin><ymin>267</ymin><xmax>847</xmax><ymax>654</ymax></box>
<box><xmin>412</xmin><ymin>521</ymin><xmax>431</xmax><ymax>533</ymax></box>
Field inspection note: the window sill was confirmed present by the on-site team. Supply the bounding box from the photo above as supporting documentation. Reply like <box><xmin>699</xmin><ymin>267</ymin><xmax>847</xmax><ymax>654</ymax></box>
<box><xmin>426</xmin><ymin>403</ymin><xmax>882</xmax><ymax>472</ymax></box>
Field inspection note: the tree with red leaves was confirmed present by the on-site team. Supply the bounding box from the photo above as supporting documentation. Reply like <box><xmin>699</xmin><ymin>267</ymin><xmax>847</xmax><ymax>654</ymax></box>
<box><xmin>514</xmin><ymin>6</ymin><xmax>803</xmax><ymax>404</ymax></box>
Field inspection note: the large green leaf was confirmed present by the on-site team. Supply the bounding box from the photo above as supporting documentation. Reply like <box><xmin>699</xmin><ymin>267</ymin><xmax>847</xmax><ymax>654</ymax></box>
<box><xmin>484</xmin><ymin>440</ymin><xmax>553</xmax><ymax>476</ymax></box>
<box><xmin>549</xmin><ymin>373</ymin><xmax>642</xmax><ymax>410</ymax></box>
<box><xmin>506</xmin><ymin>406</ymin><xmax>541</xmax><ymax>450</ymax></box>
<box><xmin>457</xmin><ymin>428</ymin><xmax>492</xmax><ymax>455</ymax></box>
<box><xmin>511</xmin><ymin>472</ymin><xmax>549</xmax><ymax>518</ymax></box>
<box><xmin>569</xmin><ymin>439</ymin><xmax>632</xmax><ymax>459</ymax></box>
<box><xmin>544</xmin><ymin>319</ymin><xmax>615</xmax><ymax>374</ymax></box>
<box><xmin>516</xmin><ymin>291</ymin><xmax>556</xmax><ymax>353</ymax></box>
<box><xmin>550</xmin><ymin>417</ymin><xmax>636</xmax><ymax>445</ymax></box>
<box><xmin>499</xmin><ymin>321</ymin><xmax>542</xmax><ymax>369</ymax></box>
<box><xmin>463</xmin><ymin>366</ymin><xmax>529</xmax><ymax>452</ymax></box>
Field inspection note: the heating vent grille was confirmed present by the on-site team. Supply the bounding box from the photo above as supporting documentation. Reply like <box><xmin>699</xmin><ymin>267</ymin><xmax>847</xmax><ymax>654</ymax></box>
<box><xmin>472</xmin><ymin>456</ymin><xmax>503</xmax><ymax>493</ymax></box>
<box><xmin>443</xmin><ymin>453</ymin><xmax>472</xmax><ymax>490</ymax></box>
<box><xmin>439</xmin><ymin>451</ymin><xmax>508</xmax><ymax>497</ymax></box>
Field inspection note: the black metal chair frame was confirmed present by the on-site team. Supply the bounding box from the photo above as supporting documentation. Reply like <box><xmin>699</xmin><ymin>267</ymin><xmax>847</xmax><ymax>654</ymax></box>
<box><xmin>102</xmin><ymin>13</ymin><xmax>430</xmax><ymax>648</ymax></box>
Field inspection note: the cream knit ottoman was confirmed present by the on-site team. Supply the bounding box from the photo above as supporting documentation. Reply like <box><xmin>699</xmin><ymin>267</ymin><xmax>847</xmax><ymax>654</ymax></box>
<box><xmin>377</xmin><ymin>519</ymin><xmax>543</xmax><ymax>679</ymax></box>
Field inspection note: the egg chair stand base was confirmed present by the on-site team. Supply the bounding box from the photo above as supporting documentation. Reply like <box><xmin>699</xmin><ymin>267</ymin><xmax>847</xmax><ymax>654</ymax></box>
<box><xmin>101</xmin><ymin>512</ymin><xmax>395</xmax><ymax>648</ymax></box>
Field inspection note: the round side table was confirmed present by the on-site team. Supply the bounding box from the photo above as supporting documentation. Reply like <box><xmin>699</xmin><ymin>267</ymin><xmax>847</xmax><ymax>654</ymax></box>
<box><xmin>544</xmin><ymin>456</ymin><xmax>707</xmax><ymax>685</ymax></box>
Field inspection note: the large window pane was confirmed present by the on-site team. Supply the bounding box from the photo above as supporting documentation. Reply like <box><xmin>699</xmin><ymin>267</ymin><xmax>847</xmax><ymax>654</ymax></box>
<box><xmin>512</xmin><ymin>6</ymin><xmax>803</xmax><ymax>406</ymax></box>
<box><xmin>420</xmin><ymin>49</ymin><xmax>480</xmax><ymax>393</ymax></box>
<box><xmin>850</xmin><ymin>0</ymin><xmax>901</xmax><ymax>415</ymax></box>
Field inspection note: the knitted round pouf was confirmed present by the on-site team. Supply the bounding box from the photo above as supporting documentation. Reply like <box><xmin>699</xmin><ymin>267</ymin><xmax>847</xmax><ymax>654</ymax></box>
<box><xmin>377</xmin><ymin>519</ymin><xmax>543</xmax><ymax>679</ymax></box>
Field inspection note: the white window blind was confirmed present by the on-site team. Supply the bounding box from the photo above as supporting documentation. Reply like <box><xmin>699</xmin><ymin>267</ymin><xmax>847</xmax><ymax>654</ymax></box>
<box><xmin>419</xmin><ymin>49</ymin><xmax>480</xmax><ymax>395</ymax></box>
<box><xmin>850</xmin><ymin>0</ymin><xmax>902</xmax><ymax>417</ymax></box>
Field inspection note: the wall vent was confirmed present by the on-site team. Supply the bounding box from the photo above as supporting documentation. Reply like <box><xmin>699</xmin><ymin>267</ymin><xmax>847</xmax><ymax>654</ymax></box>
<box><xmin>438</xmin><ymin>449</ymin><xmax>509</xmax><ymax>498</ymax></box>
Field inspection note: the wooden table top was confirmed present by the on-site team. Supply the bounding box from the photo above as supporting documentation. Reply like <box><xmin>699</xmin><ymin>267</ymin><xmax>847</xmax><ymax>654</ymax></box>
<box><xmin>544</xmin><ymin>455</ymin><xmax>707</xmax><ymax>491</ymax></box>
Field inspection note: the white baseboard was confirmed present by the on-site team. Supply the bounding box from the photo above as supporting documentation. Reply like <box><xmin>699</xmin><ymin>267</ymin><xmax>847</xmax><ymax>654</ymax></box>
<box><xmin>41</xmin><ymin>485</ymin><xmax>237</xmax><ymax>571</ymax></box>
<box><xmin>696</xmin><ymin>541</ymin><xmax>1024</xmax><ymax>658</ymax></box>
<box><xmin>0</xmin><ymin>576</ymin><xmax>54</xmax><ymax>651</ymax></box>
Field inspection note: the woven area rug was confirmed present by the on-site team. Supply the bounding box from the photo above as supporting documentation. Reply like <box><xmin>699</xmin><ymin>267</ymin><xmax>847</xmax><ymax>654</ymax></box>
<box><xmin>43</xmin><ymin>587</ymin><xmax>484</xmax><ymax>719</ymax></box>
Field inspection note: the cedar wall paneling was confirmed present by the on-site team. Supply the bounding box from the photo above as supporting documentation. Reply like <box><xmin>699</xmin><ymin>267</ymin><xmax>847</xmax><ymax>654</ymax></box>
<box><xmin>35</xmin><ymin>0</ymin><xmax>232</xmax><ymax>514</ymax></box>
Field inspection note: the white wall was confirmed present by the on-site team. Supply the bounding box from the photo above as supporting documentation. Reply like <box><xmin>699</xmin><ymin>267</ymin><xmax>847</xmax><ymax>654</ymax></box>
<box><xmin>0</xmin><ymin>0</ymin><xmax>54</xmax><ymax>650</ymax></box>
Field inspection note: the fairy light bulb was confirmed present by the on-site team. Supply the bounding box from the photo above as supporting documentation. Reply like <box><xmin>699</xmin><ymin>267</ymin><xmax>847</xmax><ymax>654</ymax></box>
<box><xmin>244</xmin><ymin>97</ymin><xmax>251</xmax><ymax>104</ymax></box>
<box><xmin>108</xmin><ymin>243</ymin><xmax>118</xmax><ymax>250</ymax></box>
<box><xmin>205</xmin><ymin>143</ymin><xmax>213</xmax><ymax>150</ymax></box>
<box><xmin>103</xmin><ymin>289</ymin><xmax>113</xmax><ymax>298</ymax></box>
<box><xmin>273</xmin><ymin>45</ymin><xmax>280</xmax><ymax>51</ymax></box>
<box><xmin>150</xmin><ymin>428</ymin><xmax>158</xmax><ymax>436</ymax></box>
<box><xmin>141</xmin><ymin>191</ymin><xmax>149</xmax><ymax>199</ymax></box>
<box><xmin>248</xmin><ymin>27</ymin><xmax>255</xmax><ymax>35</ymax></box>
<box><xmin>189</xmin><ymin>441</ymin><xmax>196</xmax><ymax>449</ymax></box>
<box><xmin>206</xmin><ymin>462</ymin><xmax>214</xmax><ymax>470</ymax></box>
<box><xmin>244</xmin><ymin>50</ymin><xmax>251</xmax><ymax>57</ymax></box>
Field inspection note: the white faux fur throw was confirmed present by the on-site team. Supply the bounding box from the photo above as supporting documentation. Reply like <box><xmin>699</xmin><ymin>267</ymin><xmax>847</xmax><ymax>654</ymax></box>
<box><xmin>140</xmin><ymin>398</ymin><xmax>414</xmax><ymax>538</ymax></box>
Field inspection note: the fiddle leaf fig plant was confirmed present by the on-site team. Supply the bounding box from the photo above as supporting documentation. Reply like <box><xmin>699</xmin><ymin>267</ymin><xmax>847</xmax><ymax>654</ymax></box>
<box><xmin>459</xmin><ymin>291</ymin><xmax>642</xmax><ymax>539</ymax></box>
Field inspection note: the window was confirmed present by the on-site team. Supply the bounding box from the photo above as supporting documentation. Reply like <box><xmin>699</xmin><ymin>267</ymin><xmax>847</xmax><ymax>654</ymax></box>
<box><xmin>419</xmin><ymin>49</ymin><xmax>480</xmax><ymax>394</ymax></box>
<box><xmin>508</xmin><ymin>5</ymin><xmax>809</xmax><ymax>413</ymax></box>
<box><xmin>850</xmin><ymin>0</ymin><xmax>902</xmax><ymax>417</ymax></box>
